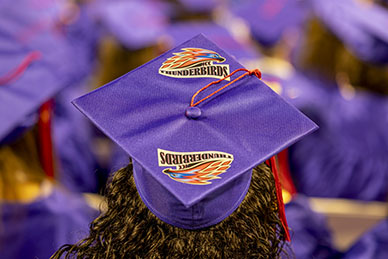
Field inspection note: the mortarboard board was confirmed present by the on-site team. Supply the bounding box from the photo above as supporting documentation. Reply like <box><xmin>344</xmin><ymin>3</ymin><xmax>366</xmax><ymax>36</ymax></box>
<box><xmin>311</xmin><ymin>0</ymin><xmax>388</xmax><ymax>63</ymax></box>
<box><xmin>163</xmin><ymin>21</ymin><xmax>261</xmax><ymax>62</ymax></box>
<box><xmin>73</xmin><ymin>34</ymin><xmax>317</xmax><ymax>230</ymax></box>
<box><xmin>229</xmin><ymin>0</ymin><xmax>308</xmax><ymax>47</ymax></box>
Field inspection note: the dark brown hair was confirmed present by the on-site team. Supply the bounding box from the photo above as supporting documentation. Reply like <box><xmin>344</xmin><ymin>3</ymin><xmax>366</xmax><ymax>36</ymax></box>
<box><xmin>51</xmin><ymin>163</ymin><xmax>287</xmax><ymax>258</ymax></box>
<box><xmin>0</xmin><ymin>127</ymin><xmax>46</xmax><ymax>201</ymax></box>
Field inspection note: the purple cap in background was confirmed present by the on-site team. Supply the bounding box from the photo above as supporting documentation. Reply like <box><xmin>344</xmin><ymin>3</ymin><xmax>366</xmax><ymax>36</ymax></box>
<box><xmin>0</xmin><ymin>49</ymin><xmax>62</xmax><ymax>143</ymax></box>
<box><xmin>229</xmin><ymin>0</ymin><xmax>308</xmax><ymax>47</ymax></box>
<box><xmin>311</xmin><ymin>0</ymin><xmax>388</xmax><ymax>63</ymax></box>
<box><xmin>91</xmin><ymin>0</ymin><xmax>169</xmax><ymax>49</ymax></box>
<box><xmin>0</xmin><ymin>0</ymin><xmax>99</xmax><ymax>191</ymax></box>
<box><xmin>177</xmin><ymin>0</ymin><xmax>220</xmax><ymax>13</ymax></box>
<box><xmin>73</xmin><ymin>34</ymin><xmax>317</xmax><ymax>229</ymax></box>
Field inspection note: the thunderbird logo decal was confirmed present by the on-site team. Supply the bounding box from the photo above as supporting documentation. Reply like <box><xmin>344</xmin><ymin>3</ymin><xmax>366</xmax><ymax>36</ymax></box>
<box><xmin>158</xmin><ymin>149</ymin><xmax>234</xmax><ymax>185</ymax></box>
<box><xmin>158</xmin><ymin>48</ymin><xmax>230</xmax><ymax>80</ymax></box>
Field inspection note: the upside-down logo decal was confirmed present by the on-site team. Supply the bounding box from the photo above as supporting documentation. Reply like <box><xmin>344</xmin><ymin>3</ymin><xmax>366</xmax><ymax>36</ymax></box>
<box><xmin>159</xmin><ymin>48</ymin><xmax>230</xmax><ymax>80</ymax></box>
<box><xmin>158</xmin><ymin>149</ymin><xmax>234</xmax><ymax>185</ymax></box>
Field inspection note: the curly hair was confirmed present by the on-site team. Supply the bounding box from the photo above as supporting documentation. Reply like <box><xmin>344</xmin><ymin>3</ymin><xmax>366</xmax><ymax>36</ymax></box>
<box><xmin>51</xmin><ymin>162</ymin><xmax>287</xmax><ymax>259</ymax></box>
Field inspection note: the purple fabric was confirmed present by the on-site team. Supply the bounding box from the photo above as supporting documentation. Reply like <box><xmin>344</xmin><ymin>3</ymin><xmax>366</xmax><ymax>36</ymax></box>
<box><xmin>61</xmin><ymin>2</ymin><xmax>99</xmax><ymax>84</ymax></box>
<box><xmin>272</xmin><ymin>72</ymin><xmax>388</xmax><ymax>201</ymax></box>
<box><xmin>0</xmin><ymin>51</ymin><xmax>63</xmax><ymax>141</ymax></box>
<box><xmin>0</xmin><ymin>188</ymin><xmax>98</xmax><ymax>259</ymax></box>
<box><xmin>177</xmin><ymin>0</ymin><xmax>220</xmax><ymax>13</ymax></box>
<box><xmin>73</xmin><ymin>34</ymin><xmax>317</xmax><ymax>229</ymax></box>
<box><xmin>164</xmin><ymin>22</ymin><xmax>260</xmax><ymax>61</ymax></box>
<box><xmin>110</xmin><ymin>144</ymin><xmax>131</xmax><ymax>172</ymax></box>
<box><xmin>91</xmin><ymin>0</ymin><xmax>168</xmax><ymax>49</ymax></box>
<box><xmin>229</xmin><ymin>0</ymin><xmax>308</xmax><ymax>46</ymax></box>
<box><xmin>0</xmin><ymin>0</ymin><xmax>92</xmax><ymax>142</ymax></box>
<box><xmin>53</xmin><ymin>83</ymin><xmax>98</xmax><ymax>193</ymax></box>
<box><xmin>50</xmin><ymin>2</ymin><xmax>99</xmax><ymax>192</ymax></box>
<box><xmin>343</xmin><ymin>218</ymin><xmax>388</xmax><ymax>259</ymax></box>
<box><xmin>285</xmin><ymin>195</ymin><xmax>337</xmax><ymax>258</ymax></box>
<box><xmin>312</xmin><ymin>0</ymin><xmax>388</xmax><ymax>63</ymax></box>
<box><xmin>0</xmin><ymin>0</ymin><xmax>79</xmax><ymax>81</ymax></box>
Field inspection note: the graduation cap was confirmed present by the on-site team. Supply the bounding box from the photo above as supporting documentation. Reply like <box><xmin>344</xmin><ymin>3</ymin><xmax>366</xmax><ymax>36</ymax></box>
<box><xmin>163</xmin><ymin>21</ymin><xmax>260</xmax><ymax>62</ymax></box>
<box><xmin>0</xmin><ymin>0</ymin><xmax>86</xmax><ymax>84</ymax></box>
<box><xmin>0</xmin><ymin>1</ymin><xmax>79</xmax><ymax>176</ymax></box>
<box><xmin>177</xmin><ymin>0</ymin><xmax>220</xmax><ymax>13</ymax></box>
<box><xmin>91</xmin><ymin>0</ymin><xmax>168</xmax><ymax>49</ymax></box>
<box><xmin>0</xmin><ymin>50</ymin><xmax>62</xmax><ymax>142</ymax></box>
<box><xmin>73</xmin><ymin>35</ymin><xmax>317</xmax><ymax>232</ymax></box>
<box><xmin>311</xmin><ymin>0</ymin><xmax>388</xmax><ymax>63</ymax></box>
<box><xmin>229</xmin><ymin>0</ymin><xmax>308</xmax><ymax>46</ymax></box>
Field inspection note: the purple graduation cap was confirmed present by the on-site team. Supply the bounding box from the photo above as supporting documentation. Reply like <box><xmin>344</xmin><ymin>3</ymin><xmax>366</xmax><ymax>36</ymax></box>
<box><xmin>311</xmin><ymin>0</ymin><xmax>388</xmax><ymax>63</ymax></box>
<box><xmin>0</xmin><ymin>0</ymin><xmax>98</xmax><ymax>181</ymax></box>
<box><xmin>91</xmin><ymin>0</ymin><xmax>169</xmax><ymax>49</ymax></box>
<box><xmin>73</xmin><ymin>35</ymin><xmax>317</xmax><ymax>232</ymax></box>
<box><xmin>229</xmin><ymin>0</ymin><xmax>308</xmax><ymax>47</ymax></box>
<box><xmin>177</xmin><ymin>0</ymin><xmax>220</xmax><ymax>13</ymax></box>
<box><xmin>163</xmin><ymin>21</ymin><xmax>260</xmax><ymax>62</ymax></box>
<box><xmin>0</xmin><ymin>50</ymin><xmax>62</xmax><ymax>143</ymax></box>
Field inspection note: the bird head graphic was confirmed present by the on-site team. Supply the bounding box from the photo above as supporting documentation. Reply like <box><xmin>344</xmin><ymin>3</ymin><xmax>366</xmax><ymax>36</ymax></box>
<box><xmin>160</xmin><ymin>48</ymin><xmax>226</xmax><ymax>70</ymax></box>
<box><xmin>163</xmin><ymin>158</ymin><xmax>233</xmax><ymax>185</ymax></box>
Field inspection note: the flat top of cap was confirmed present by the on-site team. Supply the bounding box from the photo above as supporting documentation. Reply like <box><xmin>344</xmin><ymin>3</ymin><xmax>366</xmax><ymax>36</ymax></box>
<box><xmin>73</xmin><ymin>34</ymin><xmax>317</xmax><ymax>207</ymax></box>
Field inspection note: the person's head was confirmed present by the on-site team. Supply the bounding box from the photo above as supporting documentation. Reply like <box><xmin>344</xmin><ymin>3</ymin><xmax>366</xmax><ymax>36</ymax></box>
<box><xmin>296</xmin><ymin>1</ymin><xmax>388</xmax><ymax>95</ymax></box>
<box><xmin>58</xmin><ymin>34</ymin><xmax>317</xmax><ymax>258</ymax></box>
<box><xmin>51</xmin><ymin>162</ymin><xmax>287</xmax><ymax>258</ymax></box>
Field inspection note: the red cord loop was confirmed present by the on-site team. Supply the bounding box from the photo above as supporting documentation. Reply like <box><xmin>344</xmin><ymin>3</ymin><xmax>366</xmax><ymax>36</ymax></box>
<box><xmin>0</xmin><ymin>51</ymin><xmax>42</xmax><ymax>85</ymax></box>
<box><xmin>190</xmin><ymin>68</ymin><xmax>262</xmax><ymax>107</ymax></box>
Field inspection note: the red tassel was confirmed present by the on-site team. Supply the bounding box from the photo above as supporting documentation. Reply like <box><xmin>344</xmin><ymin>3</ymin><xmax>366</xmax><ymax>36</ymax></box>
<box><xmin>270</xmin><ymin>156</ymin><xmax>291</xmax><ymax>242</ymax></box>
<box><xmin>38</xmin><ymin>100</ymin><xmax>54</xmax><ymax>178</ymax></box>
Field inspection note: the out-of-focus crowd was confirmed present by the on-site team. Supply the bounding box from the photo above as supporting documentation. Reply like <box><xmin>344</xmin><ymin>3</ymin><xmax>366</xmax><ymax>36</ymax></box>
<box><xmin>1</xmin><ymin>0</ymin><xmax>388</xmax><ymax>258</ymax></box>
